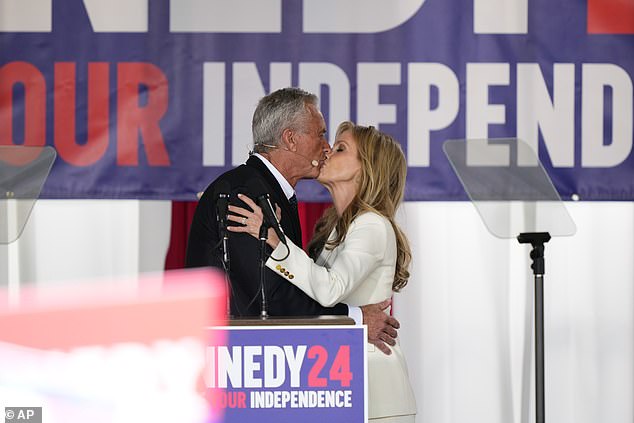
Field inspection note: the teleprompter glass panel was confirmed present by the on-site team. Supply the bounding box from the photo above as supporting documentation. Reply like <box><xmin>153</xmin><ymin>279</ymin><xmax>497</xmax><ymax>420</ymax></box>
<box><xmin>0</xmin><ymin>146</ymin><xmax>56</xmax><ymax>244</ymax></box>
<box><xmin>443</xmin><ymin>138</ymin><xmax>576</xmax><ymax>239</ymax></box>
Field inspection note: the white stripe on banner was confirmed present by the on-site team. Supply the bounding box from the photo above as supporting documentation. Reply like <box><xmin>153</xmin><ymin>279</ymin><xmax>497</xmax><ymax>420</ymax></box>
<box><xmin>82</xmin><ymin>0</ymin><xmax>148</xmax><ymax>32</ymax></box>
<box><xmin>170</xmin><ymin>0</ymin><xmax>281</xmax><ymax>33</ymax></box>
<box><xmin>298</xmin><ymin>63</ymin><xmax>351</xmax><ymax>146</ymax></box>
<box><xmin>303</xmin><ymin>0</ymin><xmax>426</xmax><ymax>33</ymax></box>
<box><xmin>0</xmin><ymin>0</ymin><xmax>51</xmax><ymax>32</ymax></box>
<box><xmin>407</xmin><ymin>63</ymin><xmax>459</xmax><ymax>167</ymax></box>
<box><xmin>466</xmin><ymin>63</ymin><xmax>510</xmax><ymax>139</ymax></box>
<box><xmin>204</xmin><ymin>63</ymin><xmax>226</xmax><ymax>167</ymax></box>
<box><xmin>473</xmin><ymin>0</ymin><xmax>528</xmax><ymax>34</ymax></box>
<box><xmin>231</xmin><ymin>63</ymin><xmax>291</xmax><ymax>166</ymax></box>
<box><xmin>357</xmin><ymin>63</ymin><xmax>401</xmax><ymax>129</ymax></box>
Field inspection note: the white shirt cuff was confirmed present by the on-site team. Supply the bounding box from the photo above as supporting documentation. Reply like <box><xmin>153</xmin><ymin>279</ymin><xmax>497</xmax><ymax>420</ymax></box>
<box><xmin>347</xmin><ymin>305</ymin><xmax>362</xmax><ymax>325</ymax></box>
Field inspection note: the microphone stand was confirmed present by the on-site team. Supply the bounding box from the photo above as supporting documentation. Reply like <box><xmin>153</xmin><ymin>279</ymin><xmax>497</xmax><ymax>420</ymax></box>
<box><xmin>517</xmin><ymin>232</ymin><xmax>551</xmax><ymax>423</ymax></box>
<box><xmin>217</xmin><ymin>193</ymin><xmax>232</xmax><ymax>318</ymax></box>
<box><xmin>219</xmin><ymin>226</ymin><xmax>232</xmax><ymax>318</ymax></box>
<box><xmin>258</xmin><ymin>221</ymin><xmax>270</xmax><ymax>319</ymax></box>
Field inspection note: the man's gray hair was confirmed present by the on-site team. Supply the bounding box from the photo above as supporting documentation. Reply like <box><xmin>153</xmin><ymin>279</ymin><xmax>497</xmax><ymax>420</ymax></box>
<box><xmin>252</xmin><ymin>87</ymin><xmax>318</xmax><ymax>153</ymax></box>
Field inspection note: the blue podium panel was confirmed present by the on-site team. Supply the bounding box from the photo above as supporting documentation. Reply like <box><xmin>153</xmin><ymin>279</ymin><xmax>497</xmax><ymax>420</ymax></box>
<box><xmin>206</xmin><ymin>325</ymin><xmax>367</xmax><ymax>423</ymax></box>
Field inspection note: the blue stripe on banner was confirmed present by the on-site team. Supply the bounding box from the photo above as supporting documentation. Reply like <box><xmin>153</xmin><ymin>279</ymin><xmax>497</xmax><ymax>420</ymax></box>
<box><xmin>0</xmin><ymin>0</ymin><xmax>632</xmax><ymax>200</ymax></box>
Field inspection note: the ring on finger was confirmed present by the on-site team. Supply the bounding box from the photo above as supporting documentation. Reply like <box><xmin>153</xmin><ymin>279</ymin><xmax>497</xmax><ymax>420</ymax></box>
<box><xmin>242</xmin><ymin>217</ymin><xmax>247</xmax><ymax>225</ymax></box>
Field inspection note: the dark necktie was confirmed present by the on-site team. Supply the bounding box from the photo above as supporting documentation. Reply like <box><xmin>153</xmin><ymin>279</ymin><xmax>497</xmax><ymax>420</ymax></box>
<box><xmin>288</xmin><ymin>194</ymin><xmax>298</xmax><ymax>215</ymax></box>
<box><xmin>288</xmin><ymin>194</ymin><xmax>303</xmax><ymax>245</ymax></box>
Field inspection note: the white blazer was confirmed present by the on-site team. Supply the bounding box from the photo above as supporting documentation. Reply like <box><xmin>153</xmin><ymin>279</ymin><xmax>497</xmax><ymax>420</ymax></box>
<box><xmin>267</xmin><ymin>211</ymin><xmax>417</xmax><ymax>419</ymax></box>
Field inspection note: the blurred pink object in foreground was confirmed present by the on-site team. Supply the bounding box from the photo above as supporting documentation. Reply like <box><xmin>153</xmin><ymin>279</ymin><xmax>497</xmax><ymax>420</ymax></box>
<box><xmin>0</xmin><ymin>268</ymin><xmax>227</xmax><ymax>423</ymax></box>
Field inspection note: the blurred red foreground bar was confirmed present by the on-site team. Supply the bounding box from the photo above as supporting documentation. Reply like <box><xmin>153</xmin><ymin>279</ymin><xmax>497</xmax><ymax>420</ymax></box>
<box><xmin>0</xmin><ymin>268</ymin><xmax>227</xmax><ymax>349</ymax></box>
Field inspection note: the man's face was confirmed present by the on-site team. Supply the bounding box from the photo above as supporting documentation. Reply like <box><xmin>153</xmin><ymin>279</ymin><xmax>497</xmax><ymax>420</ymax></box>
<box><xmin>294</xmin><ymin>104</ymin><xmax>330</xmax><ymax>179</ymax></box>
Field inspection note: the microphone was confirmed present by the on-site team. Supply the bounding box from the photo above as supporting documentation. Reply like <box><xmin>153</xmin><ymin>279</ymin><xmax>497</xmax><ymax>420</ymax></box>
<box><xmin>250</xmin><ymin>179</ymin><xmax>287</xmax><ymax>245</ymax></box>
<box><xmin>257</xmin><ymin>194</ymin><xmax>287</xmax><ymax>244</ymax></box>
<box><xmin>259</xmin><ymin>143</ymin><xmax>320</xmax><ymax>167</ymax></box>
<box><xmin>214</xmin><ymin>181</ymin><xmax>231</xmax><ymax>265</ymax></box>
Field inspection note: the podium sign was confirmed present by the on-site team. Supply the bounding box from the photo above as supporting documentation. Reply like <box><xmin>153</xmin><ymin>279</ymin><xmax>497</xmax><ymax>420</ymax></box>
<box><xmin>206</xmin><ymin>325</ymin><xmax>368</xmax><ymax>423</ymax></box>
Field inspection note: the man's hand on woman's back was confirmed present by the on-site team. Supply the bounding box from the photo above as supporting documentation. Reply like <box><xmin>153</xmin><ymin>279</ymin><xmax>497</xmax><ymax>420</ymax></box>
<box><xmin>361</xmin><ymin>299</ymin><xmax>399</xmax><ymax>355</ymax></box>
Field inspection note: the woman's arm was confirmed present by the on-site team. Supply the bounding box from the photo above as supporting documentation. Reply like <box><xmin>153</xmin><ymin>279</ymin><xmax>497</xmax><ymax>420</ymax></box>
<box><xmin>267</xmin><ymin>213</ymin><xmax>388</xmax><ymax>306</ymax></box>
<box><xmin>225</xmin><ymin>194</ymin><xmax>389</xmax><ymax>307</ymax></box>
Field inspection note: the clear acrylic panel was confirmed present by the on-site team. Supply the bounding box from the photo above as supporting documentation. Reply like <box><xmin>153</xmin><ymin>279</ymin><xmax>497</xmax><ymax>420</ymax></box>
<box><xmin>443</xmin><ymin>138</ymin><xmax>576</xmax><ymax>239</ymax></box>
<box><xmin>0</xmin><ymin>146</ymin><xmax>56</xmax><ymax>244</ymax></box>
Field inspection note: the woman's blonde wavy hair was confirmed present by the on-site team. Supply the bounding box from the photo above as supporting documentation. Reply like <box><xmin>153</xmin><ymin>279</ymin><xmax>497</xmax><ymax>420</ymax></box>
<box><xmin>307</xmin><ymin>121</ymin><xmax>411</xmax><ymax>291</ymax></box>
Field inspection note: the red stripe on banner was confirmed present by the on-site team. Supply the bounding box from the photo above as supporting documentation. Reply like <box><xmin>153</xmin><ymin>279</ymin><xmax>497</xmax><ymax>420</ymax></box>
<box><xmin>588</xmin><ymin>0</ymin><xmax>634</xmax><ymax>34</ymax></box>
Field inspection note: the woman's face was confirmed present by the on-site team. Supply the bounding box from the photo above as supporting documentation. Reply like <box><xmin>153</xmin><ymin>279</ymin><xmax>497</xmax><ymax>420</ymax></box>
<box><xmin>318</xmin><ymin>130</ymin><xmax>361</xmax><ymax>186</ymax></box>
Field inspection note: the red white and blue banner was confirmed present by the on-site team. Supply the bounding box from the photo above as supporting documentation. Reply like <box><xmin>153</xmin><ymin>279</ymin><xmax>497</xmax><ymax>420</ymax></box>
<box><xmin>1</xmin><ymin>0</ymin><xmax>632</xmax><ymax>200</ymax></box>
<box><xmin>206</xmin><ymin>325</ymin><xmax>367</xmax><ymax>422</ymax></box>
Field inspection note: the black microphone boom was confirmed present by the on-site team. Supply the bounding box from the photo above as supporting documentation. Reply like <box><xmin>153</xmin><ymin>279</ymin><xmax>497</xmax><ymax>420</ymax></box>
<box><xmin>257</xmin><ymin>193</ymin><xmax>287</xmax><ymax>245</ymax></box>
<box><xmin>247</xmin><ymin>178</ymin><xmax>287</xmax><ymax>320</ymax></box>
<box><xmin>248</xmin><ymin>178</ymin><xmax>287</xmax><ymax>245</ymax></box>
<box><xmin>214</xmin><ymin>181</ymin><xmax>231</xmax><ymax>266</ymax></box>
<box><xmin>213</xmin><ymin>180</ymin><xmax>232</xmax><ymax>318</ymax></box>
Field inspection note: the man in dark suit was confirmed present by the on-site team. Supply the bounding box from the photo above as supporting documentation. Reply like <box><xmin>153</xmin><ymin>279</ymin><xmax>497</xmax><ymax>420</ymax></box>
<box><xmin>186</xmin><ymin>87</ymin><xmax>398</xmax><ymax>353</ymax></box>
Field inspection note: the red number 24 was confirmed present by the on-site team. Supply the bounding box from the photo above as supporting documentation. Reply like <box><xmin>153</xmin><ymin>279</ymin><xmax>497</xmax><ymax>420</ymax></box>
<box><xmin>307</xmin><ymin>345</ymin><xmax>353</xmax><ymax>387</ymax></box>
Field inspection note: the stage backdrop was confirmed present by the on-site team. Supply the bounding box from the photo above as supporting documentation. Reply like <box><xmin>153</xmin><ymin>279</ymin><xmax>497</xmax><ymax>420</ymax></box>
<box><xmin>1</xmin><ymin>0</ymin><xmax>633</xmax><ymax>201</ymax></box>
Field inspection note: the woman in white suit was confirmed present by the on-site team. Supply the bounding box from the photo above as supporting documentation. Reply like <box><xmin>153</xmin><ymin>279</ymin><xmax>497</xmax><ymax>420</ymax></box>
<box><xmin>229</xmin><ymin>121</ymin><xmax>417</xmax><ymax>422</ymax></box>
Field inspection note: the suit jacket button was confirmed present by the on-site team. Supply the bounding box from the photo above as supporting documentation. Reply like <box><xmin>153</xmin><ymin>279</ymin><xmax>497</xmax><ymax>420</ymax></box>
<box><xmin>284</xmin><ymin>271</ymin><xmax>289</xmax><ymax>276</ymax></box>
<box><xmin>289</xmin><ymin>274</ymin><xmax>294</xmax><ymax>279</ymax></box>
<box><xmin>280</xmin><ymin>267</ymin><xmax>286</xmax><ymax>273</ymax></box>
<box><xmin>276</xmin><ymin>264</ymin><xmax>281</xmax><ymax>270</ymax></box>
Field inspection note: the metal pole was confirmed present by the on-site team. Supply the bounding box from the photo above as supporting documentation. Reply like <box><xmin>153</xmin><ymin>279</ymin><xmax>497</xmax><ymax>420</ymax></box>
<box><xmin>535</xmin><ymin>274</ymin><xmax>545</xmax><ymax>423</ymax></box>
<box><xmin>517</xmin><ymin>232</ymin><xmax>550</xmax><ymax>423</ymax></box>
<box><xmin>259</xmin><ymin>225</ymin><xmax>269</xmax><ymax>319</ymax></box>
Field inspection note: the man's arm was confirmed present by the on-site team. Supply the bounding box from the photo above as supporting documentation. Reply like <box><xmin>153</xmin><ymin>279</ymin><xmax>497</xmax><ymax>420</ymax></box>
<box><xmin>185</xmin><ymin>188</ymin><xmax>221</xmax><ymax>269</ymax></box>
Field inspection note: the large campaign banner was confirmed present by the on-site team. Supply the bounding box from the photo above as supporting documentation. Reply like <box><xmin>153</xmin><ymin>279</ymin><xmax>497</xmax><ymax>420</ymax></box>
<box><xmin>0</xmin><ymin>0</ymin><xmax>632</xmax><ymax>201</ymax></box>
